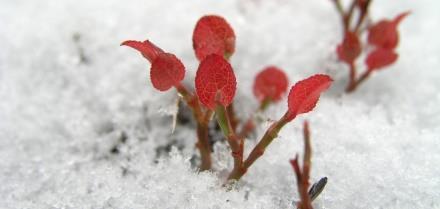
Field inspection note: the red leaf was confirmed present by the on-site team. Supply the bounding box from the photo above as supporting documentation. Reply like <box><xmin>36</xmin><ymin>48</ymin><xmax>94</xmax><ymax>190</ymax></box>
<box><xmin>150</xmin><ymin>53</ymin><xmax>185</xmax><ymax>91</ymax></box>
<box><xmin>195</xmin><ymin>54</ymin><xmax>236</xmax><ymax>109</ymax></box>
<box><xmin>122</xmin><ymin>39</ymin><xmax>185</xmax><ymax>91</ymax></box>
<box><xmin>253</xmin><ymin>66</ymin><xmax>289</xmax><ymax>102</ymax></box>
<box><xmin>287</xmin><ymin>75</ymin><xmax>333</xmax><ymax>120</ymax></box>
<box><xmin>367</xmin><ymin>11</ymin><xmax>410</xmax><ymax>49</ymax></box>
<box><xmin>121</xmin><ymin>40</ymin><xmax>164</xmax><ymax>63</ymax></box>
<box><xmin>192</xmin><ymin>15</ymin><xmax>236</xmax><ymax>61</ymax></box>
<box><xmin>366</xmin><ymin>48</ymin><xmax>398</xmax><ymax>71</ymax></box>
<box><xmin>337</xmin><ymin>31</ymin><xmax>361</xmax><ymax>64</ymax></box>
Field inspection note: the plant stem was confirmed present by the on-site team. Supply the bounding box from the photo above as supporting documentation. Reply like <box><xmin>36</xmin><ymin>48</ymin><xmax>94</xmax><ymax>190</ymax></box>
<box><xmin>215</xmin><ymin>104</ymin><xmax>244</xmax><ymax>179</ymax></box>
<box><xmin>227</xmin><ymin>104</ymin><xmax>239</xmax><ymax>132</ymax></box>
<box><xmin>354</xmin><ymin>0</ymin><xmax>372</xmax><ymax>33</ymax></box>
<box><xmin>237</xmin><ymin>98</ymin><xmax>271</xmax><ymax>139</ymax></box>
<box><xmin>345</xmin><ymin>62</ymin><xmax>357</xmax><ymax>92</ymax></box>
<box><xmin>346</xmin><ymin>69</ymin><xmax>372</xmax><ymax>93</ymax></box>
<box><xmin>228</xmin><ymin>112</ymin><xmax>290</xmax><ymax>181</ymax></box>
<box><xmin>344</xmin><ymin>0</ymin><xmax>358</xmax><ymax>31</ymax></box>
<box><xmin>196</xmin><ymin>121</ymin><xmax>211</xmax><ymax>170</ymax></box>
<box><xmin>292</xmin><ymin>121</ymin><xmax>313</xmax><ymax>209</ymax></box>
<box><xmin>175</xmin><ymin>83</ymin><xmax>212</xmax><ymax>170</ymax></box>
<box><xmin>331</xmin><ymin>0</ymin><xmax>345</xmax><ymax>19</ymax></box>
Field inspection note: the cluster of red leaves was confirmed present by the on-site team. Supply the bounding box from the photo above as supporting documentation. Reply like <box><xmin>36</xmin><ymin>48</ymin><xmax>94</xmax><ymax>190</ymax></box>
<box><xmin>365</xmin><ymin>12</ymin><xmax>409</xmax><ymax>71</ymax></box>
<box><xmin>116</xmin><ymin>2</ymin><xmax>412</xmax><ymax>204</ymax></box>
<box><xmin>121</xmin><ymin>15</ymin><xmax>333</xmax><ymax>198</ymax></box>
<box><xmin>334</xmin><ymin>0</ymin><xmax>409</xmax><ymax>92</ymax></box>
<box><xmin>337</xmin><ymin>12</ymin><xmax>408</xmax><ymax>71</ymax></box>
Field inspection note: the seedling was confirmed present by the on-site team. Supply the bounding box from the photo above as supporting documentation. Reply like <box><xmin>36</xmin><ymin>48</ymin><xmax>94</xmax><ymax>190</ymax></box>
<box><xmin>291</xmin><ymin>121</ymin><xmax>327</xmax><ymax>209</ymax></box>
<box><xmin>121</xmin><ymin>15</ymin><xmax>333</xmax><ymax>185</ymax></box>
<box><xmin>238</xmin><ymin>66</ymin><xmax>289</xmax><ymax>139</ymax></box>
<box><xmin>331</xmin><ymin>0</ymin><xmax>409</xmax><ymax>92</ymax></box>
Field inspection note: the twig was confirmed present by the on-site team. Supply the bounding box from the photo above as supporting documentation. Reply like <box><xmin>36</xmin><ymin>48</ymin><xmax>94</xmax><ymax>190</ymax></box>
<box><xmin>228</xmin><ymin>113</ymin><xmax>290</xmax><ymax>181</ymax></box>
<box><xmin>291</xmin><ymin>121</ymin><xmax>313</xmax><ymax>209</ymax></box>
<box><xmin>176</xmin><ymin>83</ymin><xmax>212</xmax><ymax>170</ymax></box>
<box><xmin>215</xmin><ymin>103</ymin><xmax>244</xmax><ymax>180</ymax></box>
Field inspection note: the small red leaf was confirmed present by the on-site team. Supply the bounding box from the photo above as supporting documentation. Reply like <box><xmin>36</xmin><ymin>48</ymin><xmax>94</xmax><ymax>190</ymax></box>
<box><xmin>150</xmin><ymin>53</ymin><xmax>185</xmax><ymax>91</ymax></box>
<box><xmin>366</xmin><ymin>48</ymin><xmax>398</xmax><ymax>71</ymax></box>
<box><xmin>195</xmin><ymin>54</ymin><xmax>236</xmax><ymax>109</ymax></box>
<box><xmin>122</xmin><ymin>39</ymin><xmax>185</xmax><ymax>91</ymax></box>
<box><xmin>337</xmin><ymin>31</ymin><xmax>361</xmax><ymax>64</ymax></box>
<box><xmin>367</xmin><ymin>11</ymin><xmax>409</xmax><ymax>49</ymax></box>
<box><xmin>121</xmin><ymin>40</ymin><xmax>164</xmax><ymax>63</ymax></box>
<box><xmin>287</xmin><ymin>75</ymin><xmax>333</xmax><ymax>120</ymax></box>
<box><xmin>193</xmin><ymin>15</ymin><xmax>236</xmax><ymax>61</ymax></box>
<box><xmin>253</xmin><ymin>66</ymin><xmax>289</xmax><ymax>102</ymax></box>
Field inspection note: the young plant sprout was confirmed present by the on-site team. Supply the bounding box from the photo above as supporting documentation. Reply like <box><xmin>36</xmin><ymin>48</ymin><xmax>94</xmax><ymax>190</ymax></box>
<box><xmin>121</xmin><ymin>15</ymin><xmax>332</xmax><ymax>190</ymax></box>
<box><xmin>225</xmin><ymin>74</ymin><xmax>332</xmax><ymax>181</ymax></box>
<box><xmin>291</xmin><ymin>121</ymin><xmax>327</xmax><ymax>209</ymax></box>
<box><xmin>237</xmin><ymin>66</ymin><xmax>289</xmax><ymax>139</ymax></box>
<box><xmin>331</xmin><ymin>0</ymin><xmax>409</xmax><ymax>92</ymax></box>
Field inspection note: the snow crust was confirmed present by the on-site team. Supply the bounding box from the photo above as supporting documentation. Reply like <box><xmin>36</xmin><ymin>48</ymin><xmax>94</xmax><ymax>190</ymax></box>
<box><xmin>1</xmin><ymin>0</ymin><xmax>439</xmax><ymax>208</ymax></box>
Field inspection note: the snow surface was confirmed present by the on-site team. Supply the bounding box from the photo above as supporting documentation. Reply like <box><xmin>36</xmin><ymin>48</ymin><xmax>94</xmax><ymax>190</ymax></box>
<box><xmin>1</xmin><ymin>0</ymin><xmax>439</xmax><ymax>208</ymax></box>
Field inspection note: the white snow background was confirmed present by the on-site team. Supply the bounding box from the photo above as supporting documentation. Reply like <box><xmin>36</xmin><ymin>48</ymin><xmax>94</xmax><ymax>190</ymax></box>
<box><xmin>1</xmin><ymin>0</ymin><xmax>439</xmax><ymax>208</ymax></box>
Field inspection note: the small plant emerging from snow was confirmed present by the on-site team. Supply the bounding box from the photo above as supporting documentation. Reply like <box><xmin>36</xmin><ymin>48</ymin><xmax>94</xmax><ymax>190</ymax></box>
<box><xmin>332</xmin><ymin>0</ymin><xmax>409</xmax><ymax>92</ymax></box>
<box><xmin>121</xmin><ymin>14</ymin><xmax>333</xmax><ymax>189</ymax></box>
<box><xmin>291</xmin><ymin>121</ymin><xmax>328</xmax><ymax>209</ymax></box>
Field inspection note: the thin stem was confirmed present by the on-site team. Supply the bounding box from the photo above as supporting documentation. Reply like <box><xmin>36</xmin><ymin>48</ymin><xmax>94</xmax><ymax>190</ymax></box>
<box><xmin>175</xmin><ymin>83</ymin><xmax>212</xmax><ymax>170</ymax></box>
<box><xmin>354</xmin><ymin>0</ymin><xmax>372</xmax><ymax>33</ymax></box>
<box><xmin>227</xmin><ymin>104</ymin><xmax>239</xmax><ymax>132</ymax></box>
<box><xmin>196</xmin><ymin>122</ymin><xmax>211</xmax><ymax>170</ymax></box>
<box><xmin>344</xmin><ymin>0</ymin><xmax>358</xmax><ymax>31</ymax></box>
<box><xmin>292</xmin><ymin>121</ymin><xmax>313</xmax><ymax>209</ymax></box>
<box><xmin>215</xmin><ymin>104</ymin><xmax>244</xmax><ymax>180</ymax></box>
<box><xmin>303</xmin><ymin>121</ymin><xmax>311</xmax><ymax>184</ymax></box>
<box><xmin>345</xmin><ymin>62</ymin><xmax>357</xmax><ymax>92</ymax></box>
<box><xmin>331</xmin><ymin>0</ymin><xmax>345</xmax><ymax>18</ymax></box>
<box><xmin>228</xmin><ymin>112</ymin><xmax>290</xmax><ymax>181</ymax></box>
<box><xmin>237</xmin><ymin>98</ymin><xmax>271</xmax><ymax>139</ymax></box>
<box><xmin>346</xmin><ymin>69</ymin><xmax>372</xmax><ymax>93</ymax></box>
<box><xmin>175</xmin><ymin>83</ymin><xmax>203</xmax><ymax>121</ymax></box>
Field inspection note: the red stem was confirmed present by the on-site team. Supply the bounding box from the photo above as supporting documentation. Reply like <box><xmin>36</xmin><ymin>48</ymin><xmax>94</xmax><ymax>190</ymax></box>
<box><xmin>215</xmin><ymin>104</ymin><xmax>244</xmax><ymax>181</ymax></box>
<box><xmin>345</xmin><ymin>62</ymin><xmax>357</xmax><ymax>92</ymax></box>
<box><xmin>292</xmin><ymin>121</ymin><xmax>313</xmax><ymax>209</ymax></box>
<box><xmin>346</xmin><ymin>69</ymin><xmax>372</xmax><ymax>93</ymax></box>
<box><xmin>175</xmin><ymin>83</ymin><xmax>212</xmax><ymax>170</ymax></box>
<box><xmin>227</xmin><ymin>112</ymin><xmax>290</xmax><ymax>181</ymax></box>
<box><xmin>354</xmin><ymin>0</ymin><xmax>372</xmax><ymax>33</ymax></box>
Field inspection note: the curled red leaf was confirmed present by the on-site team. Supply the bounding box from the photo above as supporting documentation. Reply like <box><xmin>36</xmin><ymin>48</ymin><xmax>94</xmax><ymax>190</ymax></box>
<box><xmin>150</xmin><ymin>53</ymin><xmax>185</xmax><ymax>91</ymax></box>
<box><xmin>121</xmin><ymin>40</ymin><xmax>164</xmax><ymax>63</ymax></box>
<box><xmin>367</xmin><ymin>11</ymin><xmax>410</xmax><ymax>49</ymax></box>
<box><xmin>192</xmin><ymin>15</ymin><xmax>236</xmax><ymax>61</ymax></box>
<box><xmin>122</xmin><ymin>40</ymin><xmax>185</xmax><ymax>91</ymax></box>
<box><xmin>253</xmin><ymin>66</ymin><xmax>289</xmax><ymax>102</ymax></box>
<box><xmin>287</xmin><ymin>74</ymin><xmax>333</xmax><ymax>120</ymax></box>
<box><xmin>195</xmin><ymin>54</ymin><xmax>236</xmax><ymax>109</ymax></box>
<box><xmin>337</xmin><ymin>31</ymin><xmax>362</xmax><ymax>64</ymax></box>
<box><xmin>366</xmin><ymin>48</ymin><xmax>398</xmax><ymax>71</ymax></box>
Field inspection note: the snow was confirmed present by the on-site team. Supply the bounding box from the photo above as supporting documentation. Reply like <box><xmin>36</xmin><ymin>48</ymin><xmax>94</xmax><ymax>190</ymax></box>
<box><xmin>1</xmin><ymin>0</ymin><xmax>439</xmax><ymax>208</ymax></box>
